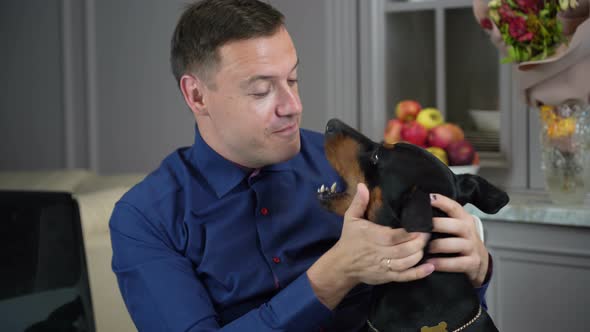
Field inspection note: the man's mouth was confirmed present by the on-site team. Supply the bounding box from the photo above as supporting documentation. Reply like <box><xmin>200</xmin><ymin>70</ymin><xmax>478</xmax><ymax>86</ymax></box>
<box><xmin>274</xmin><ymin>123</ymin><xmax>298</xmax><ymax>135</ymax></box>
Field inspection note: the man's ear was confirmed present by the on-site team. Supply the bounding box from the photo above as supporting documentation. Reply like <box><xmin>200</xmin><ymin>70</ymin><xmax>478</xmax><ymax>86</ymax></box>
<box><xmin>180</xmin><ymin>74</ymin><xmax>209</xmax><ymax>116</ymax></box>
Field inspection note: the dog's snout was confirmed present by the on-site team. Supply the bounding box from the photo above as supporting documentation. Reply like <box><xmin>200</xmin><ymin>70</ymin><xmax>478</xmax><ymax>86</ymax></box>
<box><xmin>325</xmin><ymin>118</ymin><xmax>344</xmax><ymax>137</ymax></box>
<box><xmin>325</xmin><ymin>123</ymin><xmax>335</xmax><ymax>135</ymax></box>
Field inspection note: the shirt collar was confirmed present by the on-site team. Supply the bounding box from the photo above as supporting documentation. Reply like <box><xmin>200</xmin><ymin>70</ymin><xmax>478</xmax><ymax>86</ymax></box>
<box><xmin>188</xmin><ymin>125</ymin><xmax>292</xmax><ymax>198</ymax></box>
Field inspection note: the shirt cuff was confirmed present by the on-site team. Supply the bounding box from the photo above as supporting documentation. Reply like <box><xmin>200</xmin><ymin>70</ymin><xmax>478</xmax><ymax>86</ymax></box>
<box><xmin>473</xmin><ymin>253</ymin><xmax>493</xmax><ymax>310</ymax></box>
<box><xmin>472</xmin><ymin>215</ymin><xmax>485</xmax><ymax>242</ymax></box>
<box><xmin>263</xmin><ymin>273</ymin><xmax>334</xmax><ymax>330</ymax></box>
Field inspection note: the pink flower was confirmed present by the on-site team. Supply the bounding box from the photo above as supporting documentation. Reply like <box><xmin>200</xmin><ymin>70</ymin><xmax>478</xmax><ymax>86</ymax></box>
<box><xmin>518</xmin><ymin>31</ymin><xmax>534</xmax><ymax>42</ymax></box>
<box><xmin>509</xmin><ymin>16</ymin><xmax>534</xmax><ymax>42</ymax></box>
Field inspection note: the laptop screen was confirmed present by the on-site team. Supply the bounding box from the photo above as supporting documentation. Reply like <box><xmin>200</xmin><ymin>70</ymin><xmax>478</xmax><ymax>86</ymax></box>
<box><xmin>0</xmin><ymin>191</ymin><xmax>95</xmax><ymax>332</ymax></box>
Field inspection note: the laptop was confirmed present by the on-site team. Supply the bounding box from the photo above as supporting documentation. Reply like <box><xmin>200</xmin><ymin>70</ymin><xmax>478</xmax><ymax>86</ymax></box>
<box><xmin>0</xmin><ymin>190</ymin><xmax>95</xmax><ymax>332</ymax></box>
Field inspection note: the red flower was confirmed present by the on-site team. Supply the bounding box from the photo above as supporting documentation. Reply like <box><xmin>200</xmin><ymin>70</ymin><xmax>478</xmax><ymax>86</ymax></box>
<box><xmin>516</xmin><ymin>0</ymin><xmax>542</xmax><ymax>13</ymax></box>
<box><xmin>480</xmin><ymin>18</ymin><xmax>493</xmax><ymax>30</ymax></box>
<box><xmin>509</xmin><ymin>16</ymin><xmax>531</xmax><ymax>42</ymax></box>
<box><xmin>498</xmin><ymin>3</ymin><xmax>517</xmax><ymax>23</ymax></box>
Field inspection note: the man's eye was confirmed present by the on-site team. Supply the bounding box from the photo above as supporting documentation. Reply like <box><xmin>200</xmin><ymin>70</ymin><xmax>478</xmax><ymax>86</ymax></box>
<box><xmin>251</xmin><ymin>91</ymin><xmax>270</xmax><ymax>98</ymax></box>
<box><xmin>287</xmin><ymin>79</ymin><xmax>298</xmax><ymax>86</ymax></box>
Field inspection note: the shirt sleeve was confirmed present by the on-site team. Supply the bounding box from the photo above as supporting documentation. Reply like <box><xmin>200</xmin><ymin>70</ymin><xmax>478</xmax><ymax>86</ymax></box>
<box><xmin>110</xmin><ymin>202</ymin><xmax>333</xmax><ymax>332</ymax></box>
<box><xmin>473</xmin><ymin>253</ymin><xmax>493</xmax><ymax>310</ymax></box>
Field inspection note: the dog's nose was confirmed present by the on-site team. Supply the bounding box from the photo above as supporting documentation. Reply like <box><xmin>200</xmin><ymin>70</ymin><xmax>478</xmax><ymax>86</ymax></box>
<box><xmin>325</xmin><ymin>118</ymin><xmax>341</xmax><ymax>136</ymax></box>
<box><xmin>325</xmin><ymin>123</ymin><xmax>335</xmax><ymax>135</ymax></box>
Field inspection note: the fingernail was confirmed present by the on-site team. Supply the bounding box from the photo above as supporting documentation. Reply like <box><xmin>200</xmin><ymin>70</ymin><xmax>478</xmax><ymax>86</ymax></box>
<box><xmin>430</xmin><ymin>194</ymin><xmax>437</xmax><ymax>201</ymax></box>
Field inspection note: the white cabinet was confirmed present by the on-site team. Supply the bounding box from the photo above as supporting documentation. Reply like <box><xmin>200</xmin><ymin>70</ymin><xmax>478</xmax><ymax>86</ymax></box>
<box><xmin>484</xmin><ymin>219</ymin><xmax>590</xmax><ymax>331</ymax></box>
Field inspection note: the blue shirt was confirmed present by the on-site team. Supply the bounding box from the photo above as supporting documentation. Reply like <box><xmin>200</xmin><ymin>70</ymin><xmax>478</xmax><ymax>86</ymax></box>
<box><xmin>110</xmin><ymin>127</ymin><xmax>489</xmax><ymax>332</ymax></box>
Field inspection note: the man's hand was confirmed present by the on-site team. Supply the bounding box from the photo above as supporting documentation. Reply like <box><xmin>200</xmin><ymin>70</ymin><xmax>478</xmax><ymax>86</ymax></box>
<box><xmin>427</xmin><ymin>193</ymin><xmax>490</xmax><ymax>287</ymax></box>
<box><xmin>334</xmin><ymin>183</ymin><xmax>433</xmax><ymax>285</ymax></box>
<box><xmin>307</xmin><ymin>183</ymin><xmax>434</xmax><ymax>309</ymax></box>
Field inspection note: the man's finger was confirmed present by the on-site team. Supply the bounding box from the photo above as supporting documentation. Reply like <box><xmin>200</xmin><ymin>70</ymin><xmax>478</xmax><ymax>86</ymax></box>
<box><xmin>430</xmin><ymin>193</ymin><xmax>471</xmax><ymax>220</ymax></box>
<box><xmin>379</xmin><ymin>235</ymin><xmax>427</xmax><ymax>259</ymax></box>
<box><xmin>388</xmin><ymin>263</ymin><xmax>435</xmax><ymax>283</ymax></box>
<box><xmin>432</xmin><ymin>217</ymin><xmax>469</xmax><ymax>237</ymax></box>
<box><xmin>344</xmin><ymin>183</ymin><xmax>369</xmax><ymax>220</ymax></box>
<box><xmin>384</xmin><ymin>249</ymin><xmax>426</xmax><ymax>272</ymax></box>
<box><xmin>427</xmin><ymin>256</ymin><xmax>477</xmax><ymax>274</ymax></box>
<box><xmin>428</xmin><ymin>237</ymin><xmax>470</xmax><ymax>255</ymax></box>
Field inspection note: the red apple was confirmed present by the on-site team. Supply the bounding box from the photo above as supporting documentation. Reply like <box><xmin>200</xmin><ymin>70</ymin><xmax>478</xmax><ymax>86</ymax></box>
<box><xmin>384</xmin><ymin>119</ymin><xmax>403</xmax><ymax>144</ymax></box>
<box><xmin>446</xmin><ymin>140</ymin><xmax>476</xmax><ymax>166</ymax></box>
<box><xmin>427</xmin><ymin>123</ymin><xmax>465</xmax><ymax>149</ymax></box>
<box><xmin>445</xmin><ymin>123</ymin><xmax>465</xmax><ymax>142</ymax></box>
<box><xmin>401</xmin><ymin>121</ymin><xmax>428</xmax><ymax>147</ymax></box>
<box><xmin>395</xmin><ymin>100</ymin><xmax>422</xmax><ymax>122</ymax></box>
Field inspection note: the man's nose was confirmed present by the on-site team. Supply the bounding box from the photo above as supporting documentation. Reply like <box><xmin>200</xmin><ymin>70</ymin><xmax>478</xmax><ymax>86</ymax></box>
<box><xmin>276</xmin><ymin>83</ymin><xmax>302</xmax><ymax>117</ymax></box>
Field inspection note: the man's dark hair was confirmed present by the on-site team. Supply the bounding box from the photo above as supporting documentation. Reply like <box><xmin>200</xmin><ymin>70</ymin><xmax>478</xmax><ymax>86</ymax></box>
<box><xmin>170</xmin><ymin>0</ymin><xmax>285</xmax><ymax>87</ymax></box>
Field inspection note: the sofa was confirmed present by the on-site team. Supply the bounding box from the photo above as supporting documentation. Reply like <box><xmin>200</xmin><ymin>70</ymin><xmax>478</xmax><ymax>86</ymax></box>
<box><xmin>0</xmin><ymin>170</ymin><xmax>145</xmax><ymax>332</ymax></box>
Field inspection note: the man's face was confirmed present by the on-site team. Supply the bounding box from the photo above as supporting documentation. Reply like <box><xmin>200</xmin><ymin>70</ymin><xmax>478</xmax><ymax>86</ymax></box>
<box><xmin>198</xmin><ymin>27</ymin><xmax>303</xmax><ymax>169</ymax></box>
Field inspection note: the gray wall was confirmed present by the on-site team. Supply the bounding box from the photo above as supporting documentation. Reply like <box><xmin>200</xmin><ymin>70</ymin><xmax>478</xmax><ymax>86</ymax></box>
<box><xmin>92</xmin><ymin>0</ymin><xmax>194</xmax><ymax>173</ymax></box>
<box><xmin>0</xmin><ymin>0</ymin><xmax>333</xmax><ymax>174</ymax></box>
<box><xmin>272</xmin><ymin>1</ymin><xmax>328</xmax><ymax>133</ymax></box>
<box><xmin>0</xmin><ymin>0</ymin><xmax>65</xmax><ymax>170</ymax></box>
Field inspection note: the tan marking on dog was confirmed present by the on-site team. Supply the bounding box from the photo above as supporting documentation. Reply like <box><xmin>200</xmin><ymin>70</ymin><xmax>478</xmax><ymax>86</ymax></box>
<box><xmin>366</xmin><ymin>187</ymin><xmax>383</xmax><ymax>222</ymax></box>
<box><xmin>324</xmin><ymin>135</ymin><xmax>366</xmax><ymax>197</ymax></box>
<box><xmin>420</xmin><ymin>321</ymin><xmax>448</xmax><ymax>332</ymax></box>
<box><xmin>327</xmin><ymin>195</ymin><xmax>353</xmax><ymax>217</ymax></box>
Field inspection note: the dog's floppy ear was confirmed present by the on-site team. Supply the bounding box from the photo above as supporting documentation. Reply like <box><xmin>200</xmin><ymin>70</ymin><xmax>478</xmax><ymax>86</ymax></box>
<box><xmin>374</xmin><ymin>187</ymin><xmax>433</xmax><ymax>232</ymax></box>
<box><xmin>399</xmin><ymin>187</ymin><xmax>434</xmax><ymax>232</ymax></box>
<box><xmin>454</xmin><ymin>174</ymin><xmax>509</xmax><ymax>214</ymax></box>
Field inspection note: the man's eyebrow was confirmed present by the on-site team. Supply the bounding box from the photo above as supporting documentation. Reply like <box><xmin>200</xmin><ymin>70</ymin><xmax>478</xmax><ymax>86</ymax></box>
<box><xmin>240</xmin><ymin>59</ymin><xmax>300</xmax><ymax>89</ymax></box>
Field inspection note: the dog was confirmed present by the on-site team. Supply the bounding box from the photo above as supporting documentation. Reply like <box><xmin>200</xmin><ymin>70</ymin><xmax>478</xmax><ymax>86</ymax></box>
<box><xmin>318</xmin><ymin>119</ymin><xmax>509</xmax><ymax>332</ymax></box>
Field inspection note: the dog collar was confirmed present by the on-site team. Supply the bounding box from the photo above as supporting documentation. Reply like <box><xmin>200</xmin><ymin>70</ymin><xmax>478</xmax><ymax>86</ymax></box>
<box><xmin>366</xmin><ymin>305</ymin><xmax>482</xmax><ymax>332</ymax></box>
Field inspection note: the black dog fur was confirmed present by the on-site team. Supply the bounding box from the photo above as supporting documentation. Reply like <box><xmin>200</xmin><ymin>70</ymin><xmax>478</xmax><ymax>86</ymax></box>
<box><xmin>319</xmin><ymin>119</ymin><xmax>509</xmax><ymax>332</ymax></box>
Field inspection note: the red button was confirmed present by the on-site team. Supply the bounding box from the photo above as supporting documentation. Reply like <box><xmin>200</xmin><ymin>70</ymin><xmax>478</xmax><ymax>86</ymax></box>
<box><xmin>272</xmin><ymin>256</ymin><xmax>281</xmax><ymax>264</ymax></box>
<box><xmin>260</xmin><ymin>207</ymin><xmax>269</xmax><ymax>215</ymax></box>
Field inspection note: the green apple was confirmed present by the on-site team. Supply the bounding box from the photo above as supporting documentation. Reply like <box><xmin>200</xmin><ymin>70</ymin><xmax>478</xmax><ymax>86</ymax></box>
<box><xmin>416</xmin><ymin>108</ymin><xmax>444</xmax><ymax>130</ymax></box>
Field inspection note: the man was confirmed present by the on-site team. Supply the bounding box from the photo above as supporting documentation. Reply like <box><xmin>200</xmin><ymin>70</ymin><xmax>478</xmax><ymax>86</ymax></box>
<box><xmin>110</xmin><ymin>0</ymin><xmax>492</xmax><ymax>331</ymax></box>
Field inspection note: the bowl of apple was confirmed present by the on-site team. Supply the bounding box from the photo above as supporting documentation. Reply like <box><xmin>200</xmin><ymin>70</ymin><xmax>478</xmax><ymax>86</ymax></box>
<box><xmin>384</xmin><ymin>100</ymin><xmax>480</xmax><ymax>175</ymax></box>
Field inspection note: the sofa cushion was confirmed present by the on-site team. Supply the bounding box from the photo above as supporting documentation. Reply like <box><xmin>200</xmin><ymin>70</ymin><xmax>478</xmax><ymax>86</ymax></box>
<box><xmin>0</xmin><ymin>170</ymin><xmax>94</xmax><ymax>192</ymax></box>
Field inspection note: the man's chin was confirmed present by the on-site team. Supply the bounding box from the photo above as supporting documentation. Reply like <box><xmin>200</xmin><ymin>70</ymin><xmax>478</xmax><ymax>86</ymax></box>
<box><xmin>273</xmin><ymin>137</ymin><xmax>301</xmax><ymax>163</ymax></box>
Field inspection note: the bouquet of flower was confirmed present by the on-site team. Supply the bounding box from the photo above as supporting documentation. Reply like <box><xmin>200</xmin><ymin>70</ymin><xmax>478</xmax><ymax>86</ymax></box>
<box><xmin>486</xmin><ymin>0</ymin><xmax>579</xmax><ymax>63</ymax></box>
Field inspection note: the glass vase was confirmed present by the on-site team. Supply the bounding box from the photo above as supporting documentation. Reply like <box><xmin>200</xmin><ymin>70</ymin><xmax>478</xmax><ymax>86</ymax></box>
<box><xmin>539</xmin><ymin>103</ymin><xmax>590</xmax><ymax>205</ymax></box>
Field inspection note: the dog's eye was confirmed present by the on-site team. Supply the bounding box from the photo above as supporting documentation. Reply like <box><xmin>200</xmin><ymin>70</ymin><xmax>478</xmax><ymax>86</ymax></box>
<box><xmin>371</xmin><ymin>151</ymin><xmax>380</xmax><ymax>165</ymax></box>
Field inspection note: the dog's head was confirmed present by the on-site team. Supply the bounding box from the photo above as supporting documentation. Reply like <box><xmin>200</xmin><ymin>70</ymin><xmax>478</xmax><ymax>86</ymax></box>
<box><xmin>319</xmin><ymin>118</ymin><xmax>509</xmax><ymax>231</ymax></box>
